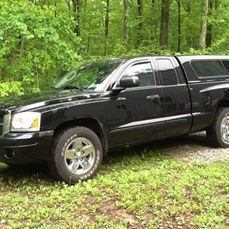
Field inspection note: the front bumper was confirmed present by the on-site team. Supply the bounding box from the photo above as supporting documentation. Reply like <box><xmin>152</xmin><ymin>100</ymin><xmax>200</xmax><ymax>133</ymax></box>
<box><xmin>0</xmin><ymin>130</ymin><xmax>54</xmax><ymax>165</ymax></box>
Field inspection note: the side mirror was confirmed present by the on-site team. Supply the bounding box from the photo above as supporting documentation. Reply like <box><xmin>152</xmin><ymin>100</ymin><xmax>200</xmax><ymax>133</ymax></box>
<box><xmin>119</xmin><ymin>76</ymin><xmax>139</xmax><ymax>88</ymax></box>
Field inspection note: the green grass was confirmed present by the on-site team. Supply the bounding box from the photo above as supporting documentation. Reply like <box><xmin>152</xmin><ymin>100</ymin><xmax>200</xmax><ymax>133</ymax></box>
<box><xmin>0</xmin><ymin>146</ymin><xmax>228</xmax><ymax>228</ymax></box>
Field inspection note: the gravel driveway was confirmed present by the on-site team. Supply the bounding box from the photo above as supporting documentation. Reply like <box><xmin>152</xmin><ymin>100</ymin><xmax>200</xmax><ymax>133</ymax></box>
<box><xmin>152</xmin><ymin>132</ymin><xmax>229</xmax><ymax>163</ymax></box>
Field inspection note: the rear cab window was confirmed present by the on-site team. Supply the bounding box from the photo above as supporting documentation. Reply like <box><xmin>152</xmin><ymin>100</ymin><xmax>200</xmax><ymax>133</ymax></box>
<box><xmin>222</xmin><ymin>61</ymin><xmax>229</xmax><ymax>73</ymax></box>
<box><xmin>191</xmin><ymin>60</ymin><xmax>229</xmax><ymax>79</ymax></box>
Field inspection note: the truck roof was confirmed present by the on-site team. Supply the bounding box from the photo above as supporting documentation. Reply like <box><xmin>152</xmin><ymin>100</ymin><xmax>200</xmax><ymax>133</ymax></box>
<box><xmin>111</xmin><ymin>55</ymin><xmax>229</xmax><ymax>64</ymax></box>
<box><xmin>176</xmin><ymin>55</ymin><xmax>229</xmax><ymax>61</ymax></box>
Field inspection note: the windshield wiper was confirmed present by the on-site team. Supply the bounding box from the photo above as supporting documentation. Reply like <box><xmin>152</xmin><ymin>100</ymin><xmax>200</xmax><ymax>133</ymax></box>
<box><xmin>61</xmin><ymin>86</ymin><xmax>84</xmax><ymax>90</ymax></box>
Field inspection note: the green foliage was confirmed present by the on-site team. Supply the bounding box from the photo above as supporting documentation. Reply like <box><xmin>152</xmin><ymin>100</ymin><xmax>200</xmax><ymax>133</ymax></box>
<box><xmin>0</xmin><ymin>148</ymin><xmax>228</xmax><ymax>228</ymax></box>
<box><xmin>0</xmin><ymin>0</ymin><xmax>228</xmax><ymax>97</ymax></box>
<box><xmin>0</xmin><ymin>81</ymin><xmax>24</xmax><ymax>97</ymax></box>
<box><xmin>0</xmin><ymin>0</ymin><xmax>81</xmax><ymax>94</ymax></box>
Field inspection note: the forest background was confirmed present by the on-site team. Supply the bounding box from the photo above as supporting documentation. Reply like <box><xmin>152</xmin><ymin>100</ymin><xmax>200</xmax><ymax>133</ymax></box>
<box><xmin>0</xmin><ymin>0</ymin><xmax>228</xmax><ymax>96</ymax></box>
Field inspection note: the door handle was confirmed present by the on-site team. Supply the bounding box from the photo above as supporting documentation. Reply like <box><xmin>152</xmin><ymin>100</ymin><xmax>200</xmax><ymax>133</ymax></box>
<box><xmin>146</xmin><ymin>94</ymin><xmax>160</xmax><ymax>102</ymax></box>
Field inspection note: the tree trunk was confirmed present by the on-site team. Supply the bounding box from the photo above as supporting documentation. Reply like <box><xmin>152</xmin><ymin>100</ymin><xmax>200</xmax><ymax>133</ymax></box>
<box><xmin>65</xmin><ymin>0</ymin><xmax>71</xmax><ymax>11</ymax></box>
<box><xmin>206</xmin><ymin>0</ymin><xmax>213</xmax><ymax>47</ymax></box>
<box><xmin>104</xmin><ymin>0</ymin><xmax>110</xmax><ymax>55</ymax></box>
<box><xmin>123</xmin><ymin>0</ymin><xmax>129</xmax><ymax>49</ymax></box>
<box><xmin>54</xmin><ymin>0</ymin><xmax>57</xmax><ymax>17</ymax></box>
<box><xmin>199</xmin><ymin>0</ymin><xmax>209</xmax><ymax>50</ymax></box>
<box><xmin>26</xmin><ymin>0</ymin><xmax>30</xmax><ymax>12</ymax></box>
<box><xmin>136</xmin><ymin>0</ymin><xmax>143</xmax><ymax>47</ymax></box>
<box><xmin>177</xmin><ymin>0</ymin><xmax>181</xmax><ymax>52</ymax></box>
<box><xmin>182</xmin><ymin>0</ymin><xmax>192</xmax><ymax>48</ymax></box>
<box><xmin>186</xmin><ymin>0</ymin><xmax>192</xmax><ymax>48</ymax></box>
<box><xmin>160</xmin><ymin>0</ymin><xmax>170</xmax><ymax>49</ymax></box>
<box><xmin>151</xmin><ymin>0</ymin><xmax>157</xmax><ymax>39</ymax></box>
<box><xmin>72</xmin><ymin>0</ymin><xmax>80</xmax><ymax>36</ymax></box>
<box><xmin>85</xmin><ymin>0</ymin><xmax>90</xmax><ymax>53</ymax></box>
<box><xmin>215</xmin><ymin>0</ymin><xmax>220</xmax><ymax>8</ymax></box>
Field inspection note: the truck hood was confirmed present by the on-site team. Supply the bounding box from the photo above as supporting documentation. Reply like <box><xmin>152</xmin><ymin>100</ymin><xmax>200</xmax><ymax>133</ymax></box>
<box><xmin>0</xmin><ymin>89</ymin><xmax>103</xmax><ymax>112</ymax></box>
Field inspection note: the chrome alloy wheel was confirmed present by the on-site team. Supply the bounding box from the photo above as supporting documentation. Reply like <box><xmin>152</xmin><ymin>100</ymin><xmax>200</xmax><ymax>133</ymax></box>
<box><xmin>220</xmin><ymin>114</ymin><xmax>229</xmax><ymax>144</ymax></box>
<box><xmin>64</xmin><ymin>137</ymin><xmax>96</xmax><ymax>175</ymax></box>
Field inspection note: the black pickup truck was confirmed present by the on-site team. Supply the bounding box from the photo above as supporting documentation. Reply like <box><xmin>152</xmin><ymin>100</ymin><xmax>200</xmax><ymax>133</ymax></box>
<box><xmin>0</xmin><ymin>55</ymin><xmax>229</xmax><ymax>184</ymax></box>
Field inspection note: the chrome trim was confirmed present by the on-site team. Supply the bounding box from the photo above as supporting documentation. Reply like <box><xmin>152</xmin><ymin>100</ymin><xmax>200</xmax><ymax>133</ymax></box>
<box><xmin>192</xmin><ymin>112</ymin><xmax>209</xmax><ymax>116</ymax></box>
<box><xmin>200</xmin><ymin>83</ymin><xmax>229</xmax><ymax>93</ymax></box>
<box><xmin>117</xmin><ymin>114</ymin><xmax>191</xmax><ymax>129</ymax></box>
<box><xmin>188</xmin><ymin>80</ymin><xmax>229</xmax><ymax>86</ymax></box>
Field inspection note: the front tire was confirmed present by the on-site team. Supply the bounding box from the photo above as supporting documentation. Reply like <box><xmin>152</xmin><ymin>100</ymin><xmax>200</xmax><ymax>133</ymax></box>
<box><xmin>206</xmin><ymin>108</ymin><xmax>229</xmax><ymax>148</ymax></box>
<box><xmin>49</xmin><ymin>126</ymin><xmax>103</xmax><ymax>184</ymax></box>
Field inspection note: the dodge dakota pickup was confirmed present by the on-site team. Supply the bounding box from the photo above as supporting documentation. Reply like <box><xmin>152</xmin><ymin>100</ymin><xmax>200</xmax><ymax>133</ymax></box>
<box><xmin>0</xmin><ymin>55</ymin><xmax>229</xmax><ymax>184</ymax></box>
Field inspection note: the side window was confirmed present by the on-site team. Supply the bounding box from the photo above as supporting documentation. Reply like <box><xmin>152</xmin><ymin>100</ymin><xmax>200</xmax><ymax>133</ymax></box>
<box><xmin>123</xmin><ymin>62</ymin><xmax>155</xmax><ymax>87</ymax></box>
<box><xmin>222</xmin><ymin>61</ymin><xmax>229</xmax><ymax>74</ymax></box>
<box><xmin>156</xmin><ymin>59</ymin><xmax>178</xmax><ymax>85</ymax></box>
<box><xmin>191</xmin><ymin>60</ymin><xmax>228</xmax><ymax>78</ymax></box>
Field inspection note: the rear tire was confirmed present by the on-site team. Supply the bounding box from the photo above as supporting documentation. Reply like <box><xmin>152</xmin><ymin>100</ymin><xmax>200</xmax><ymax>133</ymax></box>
<box><xmin>48</xmin><ymin>126</ymin><xmax>103</xmax><ymax>184</ymax></box>
<box><xmin>206</xmin><ymin>108</ymin><xmax>229</xmax><ymax>148</ymax></box>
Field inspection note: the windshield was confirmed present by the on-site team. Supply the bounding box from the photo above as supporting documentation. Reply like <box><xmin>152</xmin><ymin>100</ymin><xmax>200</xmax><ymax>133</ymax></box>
<box><xmin>55</xmin><ymin>60</ymin><xmax>122</xmax><ymax>91</ymax></box>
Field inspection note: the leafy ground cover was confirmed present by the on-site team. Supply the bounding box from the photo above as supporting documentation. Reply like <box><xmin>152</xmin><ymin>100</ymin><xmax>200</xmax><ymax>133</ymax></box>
<box><xmin>0</xmin><ymin>141</ymin><xmax>228</xmax><ymax>229</ymax></box>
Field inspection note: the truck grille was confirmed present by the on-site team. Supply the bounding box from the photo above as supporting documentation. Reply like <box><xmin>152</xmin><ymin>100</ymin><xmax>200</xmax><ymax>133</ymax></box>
<box><xmin>0</xmin><ymin>113</ymin><xmax>5</xmax><ymax>136</ymax></box>
<box><xmin>0</xmin><ymin>109</ymin><xmax>7</xmax><ymax>136</ymax></box>
<box><xmin>0</xmin><ymin>114</ymin><xmax>4</xmax><ymax>136</ymax></box>
<box><xmin>0</xmin><ymin>124</ymin><xmax>3</xmax><ymax>136</ymax></box>
<box><xmin>0</xmin><ymin>110</ymin><xmax>10</xmax><ymax>136</ymax></box>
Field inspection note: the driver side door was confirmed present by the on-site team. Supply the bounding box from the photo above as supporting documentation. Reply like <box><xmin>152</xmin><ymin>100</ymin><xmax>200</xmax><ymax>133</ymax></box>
<box><xmin>107</xmin><ymin>59</ymin><xmax>166</xmax><ymax>147</ymax></box>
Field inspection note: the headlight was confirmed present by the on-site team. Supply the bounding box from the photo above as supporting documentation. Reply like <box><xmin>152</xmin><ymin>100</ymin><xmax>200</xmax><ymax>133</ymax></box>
<box><xmin>11</xmin><ymin>112</ymin><xmax>41</xmax><ymax>132</ymax></box>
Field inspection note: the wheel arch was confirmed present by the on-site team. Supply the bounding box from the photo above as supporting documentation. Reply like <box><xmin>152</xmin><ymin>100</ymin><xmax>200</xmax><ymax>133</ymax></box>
<box><xmin>53</xmin><ymin>118</ymin><xmax>108</xmax><ymax>155</ymax></box>
<box><xmin>217</xmin><ymin>100</ymin><xmax>229</xmax><ymax>109</ymax></box>
<box><xmin>210</xmin><ymin>99</ymin><xmax>229</xmax><ymax>126</ymax></box>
